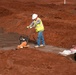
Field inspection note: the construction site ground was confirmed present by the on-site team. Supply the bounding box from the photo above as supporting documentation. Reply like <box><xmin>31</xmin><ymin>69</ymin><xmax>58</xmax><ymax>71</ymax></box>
<box><xmin>0</xmin><ymin>0</ymin><xmax>76</xmax><ymax>75</ymax></box>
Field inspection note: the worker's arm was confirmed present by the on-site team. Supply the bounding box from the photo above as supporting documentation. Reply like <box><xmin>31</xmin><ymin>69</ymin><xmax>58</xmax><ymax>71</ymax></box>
<box><xmin>27</xmin><ymin>19</ymin><xmax>41</xmax><ymax>28</ymax></box>
<box><xmin>29</xmin><ymin>21</ymin><xmax>35</xmax><ymax>27</ymax></box>
<box><xmin>27</xmin><ymin>21</ymin><xmax>35</xmax><ymax>28</ymax></box>
<box><xmin>31</xmin><ymin>20</ymin><xmax>40</xmax><ymax>26</ymax></box>
<box><xmin>36</xmin><ymin>20</ymin><xmax>40</xmax><ymax>25</ymax></box>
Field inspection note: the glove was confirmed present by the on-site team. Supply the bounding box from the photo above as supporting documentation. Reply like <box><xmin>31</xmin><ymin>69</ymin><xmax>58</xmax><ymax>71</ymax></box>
<box><xmin>30</xmin><ymin>27</ymin><xmax>32</xmax><ymax>29</ymax></box>
<box><xmin>27</xmin><ymin>26</ymin><xmax>29</xmax><ymax>29</ymax></box>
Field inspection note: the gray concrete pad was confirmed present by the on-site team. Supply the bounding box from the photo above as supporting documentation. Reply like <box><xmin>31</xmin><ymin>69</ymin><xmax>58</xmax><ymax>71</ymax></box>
<box><xmin>0</xmin><ymin>29</ymin><xmax>66</xmax><ymax>54</ymax></box>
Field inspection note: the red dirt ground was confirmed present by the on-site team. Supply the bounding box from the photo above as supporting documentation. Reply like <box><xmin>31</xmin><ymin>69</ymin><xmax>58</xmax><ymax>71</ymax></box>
<box><xmin>0</xmin><ymin>0</ymin><xmax>76</xmax><ymax>75</ymax></box>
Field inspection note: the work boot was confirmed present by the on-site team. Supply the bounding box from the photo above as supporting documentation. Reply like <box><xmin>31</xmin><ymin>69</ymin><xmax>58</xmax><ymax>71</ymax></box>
<box><xmin>40</xmin><ymin>44</ymin><xmax>45</xmax><ymax>47</ymax></box>
<box><xmin>35</xmin><ymin>45</ymin><xmax>40</xmax><ymax>48</ymax></box>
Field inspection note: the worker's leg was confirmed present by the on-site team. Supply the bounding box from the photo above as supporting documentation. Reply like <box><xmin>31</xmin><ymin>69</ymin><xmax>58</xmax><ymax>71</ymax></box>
<box><xmin>35</xmin><ymin>31</ymin><xmax>45</xmax><ymax>47</ymax></box>
<box><xmin>37</xmin><ymin>31</ymin><xmax>41</xmax><ymax>46</ymax></box>
<box><xmin>41</xmin><ymin>31</ymin><xmax>45</xmax><ymax>45</ymax></box>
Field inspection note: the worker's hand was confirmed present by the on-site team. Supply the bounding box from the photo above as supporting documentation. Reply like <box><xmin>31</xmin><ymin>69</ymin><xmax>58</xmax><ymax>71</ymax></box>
<box><xmin>29</xmin><ymin>27</ymin><xmax>32</xmax><ymax>29</ymax></box>
<box><xmin>27</xmin><ymin>26</ymin><xmax>29</xmax><ymax>29</ymax></box>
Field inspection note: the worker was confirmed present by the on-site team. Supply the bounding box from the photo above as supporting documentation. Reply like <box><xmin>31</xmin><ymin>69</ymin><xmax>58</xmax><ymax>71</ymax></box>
<box><xmin>27</xmin><ymin>14</ymin><xmax>45</xmax><ymax>48</ymax></box>
<box><xmin>16</xmin><ymin>36</ymin><xmax>29</xmax><ymax>49</ymax></box>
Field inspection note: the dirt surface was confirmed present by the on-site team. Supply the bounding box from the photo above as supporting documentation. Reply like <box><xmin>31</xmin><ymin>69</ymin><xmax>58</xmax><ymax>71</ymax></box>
<box><xmin>0</xmin><ymin>0</ymin><xmax>76</xmax><ymax>75</ymax></box>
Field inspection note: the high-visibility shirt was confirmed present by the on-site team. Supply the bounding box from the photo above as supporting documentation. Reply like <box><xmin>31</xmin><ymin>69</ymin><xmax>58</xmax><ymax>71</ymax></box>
<box><xmin>34</xmin><ymin>18</ymin><xmax>44</xmax><ymax>32</ymax></box>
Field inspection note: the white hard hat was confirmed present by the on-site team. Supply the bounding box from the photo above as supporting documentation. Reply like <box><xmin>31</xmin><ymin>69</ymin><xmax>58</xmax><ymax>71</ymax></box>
<box><xmin>32</xmin><ymin>14</ymin><xmax>38</xmax><ymax>20</ymax></box>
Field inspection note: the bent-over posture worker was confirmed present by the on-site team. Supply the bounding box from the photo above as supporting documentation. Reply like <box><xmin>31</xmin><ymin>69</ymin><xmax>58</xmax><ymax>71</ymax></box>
<box><xmin>27</xmin><ymin>14</ymin><xmax>45</xmax><ymax>48</ymax></box>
